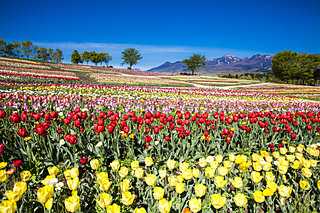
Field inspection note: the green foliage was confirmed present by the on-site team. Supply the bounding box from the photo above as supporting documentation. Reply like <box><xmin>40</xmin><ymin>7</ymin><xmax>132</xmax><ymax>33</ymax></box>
<box><xmin>81</xmin><ymin>51</ymin><xmax>91</xmax><ymax>64</ymax></box>
<box><xmin>121</xmin><ymin>48</ymin><xmax>142</xmax><ymax>69</ymax></box>
<box><xmin>71</xmin><ymin>50</ymin><xmax>82</xmax><ymax>64</ymax></box>
<box><xmin>0</xmin><ymin>38</ymin><xmax>6</xmax><ymax>56</ymax></box>
<box><xmin>21</xmin><ymin>40</ymin><xmax>33</xmax><ymax>59</ymax></box>
<box><xmin>272</xmin><ymin>50</ymin><xmax>320</xmax><ymax>85</ymax></box>
<box><xmin>181</xmin><ymin>54</ymin><xmax>206</xmax><ymax>75</ymax></box>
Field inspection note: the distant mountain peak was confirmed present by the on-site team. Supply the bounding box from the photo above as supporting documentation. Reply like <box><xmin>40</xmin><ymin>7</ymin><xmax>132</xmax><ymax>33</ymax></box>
<box><xmin>148</xmin><ymin>54</ymin><xmax>273</xmax><ymax>74</ymax></box>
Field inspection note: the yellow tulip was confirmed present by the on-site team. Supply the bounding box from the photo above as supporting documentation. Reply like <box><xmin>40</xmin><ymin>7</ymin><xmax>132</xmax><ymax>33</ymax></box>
<box><xmin>211</xmin><ymin>194</ymin><xmax>226</xmax><ymax>209</ymax></box>
<box><xmin>179</xmin><ymin>162</ymin><xmax>189</xmax><ymax>172</ymax></box>
<box><xmin>251</xmin><ymin>171</ymin><xmax>263</xmax><ymax>183</ymax></box>
<box><xmin>121</xmin><ymin>191</ymin><xmax>135</xmax><ymax>206</ymax></box>
<box><xmin>13</xmin><ymin>181</ymin><xmax>27</xmax><ymax>195</ymax></box>
<box><xmin>289</xmin><ymin>146</ymin><xmax>296</xmax><ymax>153</ymax></box>
<box><xmin>278</xmin><ymin>165</ymin><xmax>288</xmax><ymax>175</ymax></box>
<box><xmin>300</xmin><ymin>180</ymin><xmax>310</xmax><ymax>190</ymax></box>
<box><xmin>167</xmin><ymin>159</ymin><xmax>176</xmax><ymax>170</ymax></box>
<box><xmin>99</xmin><ymin>179</ymin><xmax>112</xmax><ymax>191</ymax></box>
<box><xmin>145</xmin><ymin>157</ymin><xmax>153</xmax><ymax>167</ymax></box>
<box><xmin>192</xmin><ymin>168</ymin><xmax>200</xmax><ymax>178</ymax></box>
<box><xmin>291</xmin><ymin>160</ymin><xmax>301</xmax><ymax>170</ymax></box>
<box><xmin>0</xmin><ymin>170</ymin><xmax>8</xmax><ymax>182</ymax></box>
<box><xmin>134</xmin><ymin>207</ymin><xmax>147</xmax><ymax>213</ymax></box>
<box><xmin>278</xmin><ymin>185</ymin><xmax>292</xmax><ymax>197</ymax></box>
<box><xmin>97</xmin><ymin>172</ymin><xmax>108</xmax><ymax>182</ymax></box>
<box><xmin>215</xmin><ymin>155</ymin><xmax>223</xmax><ymax>163</ymax></box>
<box><xmin>195</xmin><ymin>184</ymin><xmax>206</xmax><ymax>197</ymax></box>
<box><xmin>107</xmin><ymin>203</ymin><xmax>121</xmax><ymax>213</ymax></box>
<box><xmin>209</xmin><ymin>161</ymin><xmax>219</xmax><ymax>169</ymax></box>
<box><xmin>90</xmin><ymin>159</ymin><xmax>100</xmax><ymax>170</ymax></box>
<box><xmin>153</xmin><ymin>187</ymin><xmax>164</xmax><ymax>200</ymax></box>
<box><xmin>229</xmin><ymin>153</ymin><xmax>236</xmax><ymax>162</ymax></box>
<box><xmin>263</xmin><ymin>188</ymin><xmax>274</xmax><ymax>196</ymax></box>
<box><xmin>317</xmin><ymin>180</ymin><xmax>320</xmax><ymax>190</ymax></box>
<box><xmin>97</xmin><ymin>193</ymin><xmax>112</xmax><ymax>208</ymax></box>
<box><xmin>235</xmin><ymin>155</ymin><xmax>247</xmax><ymax>164</ymax></box>
<box><xmin>230</xmin><ymin>177</ymin><xmax>243</xmax><ymax>188</ymax></box>
<box><xmin>223</xmin><ymin>161</ymin><xmax>232</xmax><ymax>169</ymax></box>
<box><xmin>45</xmin><ymin>198</ymin><xmax>53</xmax><ymax>211</ymax></box>
<box><xmin>205</xmin><ymin>167</ymin><xmax>215</xmax><ymax>179</ymax></box>
<box><xmin>120</xmin><ymin>179</ymin><xmax>130</xmax><ymax>192</ymax></box>
<box><xmin>65</xmin><ymin>195</ymin><xmax>80</xmax><ymax>212</ymax></box>
<box><xmin>295</xmin><ymin>153</ymin><xmax>303</xmax><ymax>160</ymax></box>
<box><xmin>119</xmin><ymin>166</ymin><xmax>128</xmax><ymax>178</ymax></box>
<box><xmin>20</xmin><ymin>170</ymin><xmax>31</xmax><ymax>182</ymax></box>
<box><xmin>168</xmin><ymin>175</ymin><xmax>177</xmax><ymax>187</ymax></box>
<box><xmin>273</xmin><ymin>152</ymin><xmax>280</xmax><ymax>159</ymax></box>
<box><xmin>177</xmin><ymin>175</ymin><xmax>184</xmax><ymax>182</ymax></box>
<box><xmin>252</xmin><ymin>153</ymin><xmax>261</xmax><ymax>162</ymax></box>
<box><xmin>253</xmin><ymin>191</ymin><xmax>265</xmax><ymax>203</ymax></box>
<box><xmin>0</xmin><ymin>200</ymin><xmax>17</xmax><ymax>213</ymax></box>
<box><xmin>280</xmin><ymin>148</ymin><xmax>287</xmax><ymax>155</ymax></box>
<box><xmin>70</xmin><ymin>168</ymin><xmax>79</xmax><ymax>178</ymax></box>
<box><xmin>302</xmin><ymin>168</ymin><xmax>312</xmax><ymax>178</ymax></box>
<box><xmin>214</xmin><ymin>176</ymin><xmax>227</xmax><ymax>188</ymax></box>
<box><xmin>234</xmin><ymin>193</ymin><xmax>247</xmax><ymax>207</ymax></box>
<box><xmin>306</xmin><ymin>147</ymin><xmax>319</xmax><ymax>157</ymax></box>
<box><xmin>48</xmin><ymin>166</ymin><xmax>59</xmax><ymax>176</ymax></box>
<box><xmin>253</xmin><ymin>162</ymin><xmax>262</xmax><ymax>171</ymax></box>
<box><xmin>182</xmin><ymin>169</ymin><xmax>193</xmax><ymax>180</ymax></box>
<box><xmin>37</xmin><ymin>185</ymin><xmax>54</xmax><ymax>204</ymax></box>
<box><xmin>5</xmin><ymin>190</ymin><xmax>21</xmax><ymax>202</ymax></box>
<box><xmin>134</xmin><ymin>168</ymin><xmax>144</xmax><ymax>179</ymax></box>
<box><xmin>302</xmin><ymin>158</ymin><xmax>311</xmax><ymax>168</ymax></box>
<box><xmin>264</xmin><ymin>172</ymin><xmax>275</xmax><ymax>182</ymax></box>
<box><xmin>145</xmin><ymin>174</ymin><xmax>157</xmax><ymax>186</ymax></box>
<box><xmin>175</xmin><ymin>182</ymin><xmax>185</xmax><ymax>194</ymax></box>
<box><xmin>286</xmin><ymin>155</ymin><xmax>295</xmax><ymax>162</ymax></box>
<box><xmin>265</xmin><ymin>155</ymin><xmax>273</xmax><ymax>162</ymax></box>
<box><xmin>64</xmin><ymin>169</ymin><xmax>72</xmax><ymax>180</ymax></box>
<box><xmin>158</xmin><ymin>198</ymin><xmax>172</xmax><ymax>213</ymax></box>
<box><xmin>238</xmin><ymin>162</ymin><xmax>249</xmax><ymax>173</ymax></box>
<box><xmin>263</xmin><ymin>162</ymin><xmax>272</xmax><ymax>171</ymax></box>
<box><xmin>266</xmin><ymin>181</ymin><xmax>278</xmax><ymax>193</ymax></box>
<box><xmin>159</xmin><ymin>170</ymin><xmax>166</xmax><ymax>179</ymax></box>
<box><xmin>310</xmin><ymin>159</ymin><xmax>317</xmax><ymax>167</ymax></box>
<box><xmin>110</xmin><ymin>160</ymin><xmax>120</xmax><ymax>171</ymax></box>
<box><xmin>199</xmin><ymin>158</ymin><xmax>207</xmax><ymax>167</ymax></box>
<box><xmin>131</xmin><ymin>161</ymin><xmax>139</xmax><ymax>170</ymax></box>
<box><xmin>218</xmin><ymin>166</ymin><xmax>229</xmax><ymax>176</ymax></box>
<box><xmin>189</xmin><ymin>198</ymin><xmax>201</xmax><ymax>213</ymax></box>
<box><xmin>67</xmin><ymin>177</ymin><xmax>79</xmax><ymax>191</ymax></box>
<box><xmin>0</xmin><ymin>162</ymin><xmax>7</xmax><ymax>169</ymax></box>
<box><xmin>297</xmin><ymin>145</ymin><xmax>304</xmax><ymax>153</ymax></box>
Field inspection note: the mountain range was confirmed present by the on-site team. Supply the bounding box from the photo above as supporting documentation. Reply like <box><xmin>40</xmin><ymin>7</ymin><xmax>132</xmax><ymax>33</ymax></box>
<box><xmin>148</xmin><ymin>54</ymin><xmax>273</xmax><ymax>74</ymax></box>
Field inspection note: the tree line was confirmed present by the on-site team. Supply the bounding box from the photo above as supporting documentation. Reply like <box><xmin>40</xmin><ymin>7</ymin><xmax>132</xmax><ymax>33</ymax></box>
<box><xmin>0</xmin><ymin>38</ymin><xmax>63</xmax><ymax>63</ymax></box>
<box><xmin>71</xmin><ymin>50</ymin><xmax>112</xmax><ymax>67</ymax></box>
<box><xmin>71</xmin><ymin>48</ymin><xmax>143</xmax><ymax>70</ymax></box>
<box><xmin>271</xmin><ymin>50</ymin><xmax>320</xmax><ymax>85</ymax></box>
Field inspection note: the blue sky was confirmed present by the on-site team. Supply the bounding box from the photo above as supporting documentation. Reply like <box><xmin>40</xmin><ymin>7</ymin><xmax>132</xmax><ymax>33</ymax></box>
<box><xmin>1</xmin><ymin>0</ymin><xmax>319</xmax><ymax>70</ymax></box>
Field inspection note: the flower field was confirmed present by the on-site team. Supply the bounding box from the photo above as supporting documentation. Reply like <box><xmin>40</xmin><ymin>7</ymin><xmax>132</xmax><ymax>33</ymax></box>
<box><xmin>0</xmin><ymin>78</ymin><xmax>319</xmax><ymax>213</ymax></box>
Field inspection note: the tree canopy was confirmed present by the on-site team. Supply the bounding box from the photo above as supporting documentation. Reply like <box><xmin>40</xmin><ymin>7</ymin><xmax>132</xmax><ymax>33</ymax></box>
<box><xmin>181</xmin><ymin>54</ymin><xmax>206</xmax><ymax>75</ymax></box>
<box><xmin>71</xmin><ymin>50</ymin><xmax>82</xmax><ymax>64</ymax></box>
<box><xmin>121</xmin><ymin>48</ymin><xmax>142</xmax><ymax>70</ymax></box>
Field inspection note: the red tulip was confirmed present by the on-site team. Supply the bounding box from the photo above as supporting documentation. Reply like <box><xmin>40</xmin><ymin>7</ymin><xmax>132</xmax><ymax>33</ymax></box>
<box><xmin>80</xmin><ymin>157</ymin><xmax>87</xmax><ymax>165</ymax></box>
<box><xmin>13</xmin><ymin>160</ymin><xmax>22</xmax><ymax>168</ymax></box>
<box><xmin>0</xmin><ymin>144</ymin><xmax>5</xmax><ymax>154</ymax></box>
<box><xmin>0</xmin><ymin>110</ymin><xmax>6</xmax><ymax>118</ymax></box>
<box><xmin>291</xmin><ymin>133</ymin><xmax>297</xmax><ymax>139</ymax></box>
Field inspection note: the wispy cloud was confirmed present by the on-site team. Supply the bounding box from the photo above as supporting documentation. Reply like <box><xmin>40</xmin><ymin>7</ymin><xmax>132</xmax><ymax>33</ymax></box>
<box><xmin>35</xmin><ymin>42</ymin><xmax>273</xmax><ymax>70</ymax></box>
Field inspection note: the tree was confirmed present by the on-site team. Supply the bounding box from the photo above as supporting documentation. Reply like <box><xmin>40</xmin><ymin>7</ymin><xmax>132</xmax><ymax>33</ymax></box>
<box><xmin>48</xmin><ymin>48</ymin><xmax>54</xmax><ymax>62</ymax></box>
<box><xmin>21</xmin><ymin>40</ymin><xmax>33</xmax><ymax>59</ymax></box>
<box><xmin>32</xmin><ymin>45</ymin><xmax>39</xmax><ymax>60</ymax></box>
<box><xmin>52</xmin><ymin>49</ymin><xmax>63</xmax><ymax>63</ymax></box>
<box><xmin>12</xmin><ymin>41</ymin><xmax>22</xmax><ymax>58</ymax></box>
<box><xmin>102</xmin><ymin>53</ymin><xmax>112</xmax><ymax>67</ymax></box>
<box><xmin>121</xmin><ymin>48</ymin><xmax>142</xmax><ymax>70</ymax></box>
<box><xmin>89</xmin><ymin>51</ymin><xmax>101</xmax><ymax>66</ymax></box>
<box><xmin>271</xmin><ymin>50</ymin><xmax>299</xmax><ymax>83</ymax></box>
<box><xmin>81</xmin><ymin>51</ymin><xmax>91</xmax><ymax>64</ymax></box>
<box><xmin>71</xmin><ymin>50</ymin><xmax>82</xmax><ymax>64</ymax></box>
<box><xmin>181</xmin><ymin>54</ymin><xmax>206</xmax><ymax>75</ymax></box>
<box><xmin>37</xmin><ymin>47</ymin><xmax>49</xmax><ymax>61</ymax></box>
<box><xmin>0</xmin><ymin>39</ymin><xmax>6</xmax><ymax>56</ymax></box>
<box><xmin>4</xmin><ymin>42</ymin><xmax>15</xmax><ymax>57</ymax></box>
